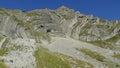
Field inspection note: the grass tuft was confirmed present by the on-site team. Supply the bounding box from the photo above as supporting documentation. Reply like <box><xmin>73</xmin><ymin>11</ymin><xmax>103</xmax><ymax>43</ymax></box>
<box><xmin>0</xmin><ymin>35</ymin><xmax>4</xmax><ymax>42</ymax></box>
<box><xmin>0</xmin><ymin>60</ymin><xmax>8</xmax><ymax>68</ymax></box>
<box><xmin>34</xmin><ymin>46</ymin><xmax>71</xmax><ymax>68</ymax></box>
<box><xmin>34</xmin><ymin>46</ymin><xmax>94</xmax><ymax>68</ymax></box>
<box><xmin>113</xmin><ymin>54</ymin><xmax>120</xmax><ymax>59</ymax></box>
<box><xmin>0</xmin><ymin>48</ymin><xmax>8</xmax><ymax>56</ymax></box>
<box><xmin>76</xmin><ymin>48</ymin><xmax>105</xmax><ymax>62</ymax></box>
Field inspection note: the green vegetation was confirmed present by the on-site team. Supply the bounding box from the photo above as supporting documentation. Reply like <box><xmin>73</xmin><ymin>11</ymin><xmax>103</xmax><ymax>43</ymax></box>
<box><xmin>89</xmin><ymin>40</ymin><xmax>107</xmax><ymax>48</ymax></box>
<box><xmin>103</xmin><ymin>61</ymin><xmax>120</xmax><ymax>68</ymax></box>
<box><xmin>0</xmin><ymin>60</ymin><xmax>8</xmax><ymax>68</ymax></box>
<box><xmin>0</xmin><ymin>38</ymin><xmax>10</xmax><ymax>56</ymax></box>
<box><xmin>70</xmin><ymin>21</ymin><xmax>82</xmax><ymax>37</ymax></box>
<box><xmin>76</xmin><ymin>48</ymin><xmax>120</xmax><ymax>68</ymax></box>
<box><xmin>0</xmin><ymin>48</ymin><xmax>8</xmax><ymax>56</ymax></box>
<box><xmin>34</xmin><ymin>46</ymin><xmax>71</xmax><ymax>68</ymax></box>
<box><xmin>0</xmin><ymin>8</ymin><xmax>9</xmax><ymax>15</ymax></box>
<box><xmin>13</xmin><ymin>16</ymin><xmax>31</xmax><ymax>27</ymax></box>
<box><xmin>106</xmin><ymin>33</ymin><xmax>120</xmax><ymax>43</ymax></box>
<box><xmin>56</xmin><ymin>53</ymin><xmax>93</xmax><ymax>68</ymax></box>
<box><xmin>76</xmin><ymin>48</ymin><xmax>105</xmax><ymax>62</ymax></box>
<box><xmin>63</xmin><ymin>13</ymin><xmax>74</xmax><ymax>20</ymax></box>
<box><xmin>113</xmin><ymin>54</ymin><xmax>120</xmax><ymax>59</ymax></box>
<box><xmin>26</xmin><ymin>12</ymin><xmax>39</xmax><ymax>16</ymax></box>
<box><xmin>89</xmin><ymin>40</ymin><xmax>115</xmax><ymax>49</ymax></box>
<box><xmin>8</xmin><ymin>10</ymin><xmax>21</xmax><ymax>15</ymax></box>
<box><xmin>0</xmin><ymin>35</ymin><xmax>4</xmax><ymax>42</ymax></box>
<box><xmin>8</xmin><ymin>44</ymin><xmax>23</xmax><ymax>51</ymax></box>
<box><xmin>34</xmin><ymin>46</ymin><xmax>93</xmax><ymax>68</ymax></box>
<box><xmin>108</xmin><ymin>27</ymin><xmax>115</xmax><ymax>34</ymax></box>
<box><xmin>2</xmin><ymin>38</ymin><xmax>10</xmax><ymax>47</ymax></box>
<box><xmin>29</xmin><ymin>30</ymin><xmax>50</xmax><ymax>42</ymax></box>
<box><xmin>79</xmin><ymin>23</ymin><xmax>92</xmax><ymax>36</ymax></box>
<box><xmin>99</xmin><ymin>19</ymin><xmax>106</xmax><ymax>23</ymax></box>
<box><xmin>89</xmin><ymin>33</ymin><xmax>120</xmax><ymax>49</ymax></box>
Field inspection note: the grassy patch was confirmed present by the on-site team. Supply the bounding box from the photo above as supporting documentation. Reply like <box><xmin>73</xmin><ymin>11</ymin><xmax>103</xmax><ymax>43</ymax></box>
<box><xmin>34</xmin><ymin>46</ymin><xmax>93</xmax><ymax>68</ymax></box>
<box><xmin>89</xmin><ymin>40</ymin><xmax>114</xmax><ymax>49</ymax></box>
<box><xmin>13</xmin><ymin>15</ymin><xmax>32</xmax><ymax>27</ymax></box>
<box><xmin>56</xmin><ymin>53</ymin><xmax>93</xmax><ymax>68</ymax></box>
<box><xmin>0</xmin><ymin>60</ymin><xmax>8</xmax><ymax>68</ymax></box>
<box><xmin>99</xmin><ymin>19</ymin><xmax>106</xmax><ymax>23</ymax></box>
<box><xmin>79</xmin><ymin>23</ymin><xmax>92</xmax><ymax>36</ymax></box>
<box><xmin>70</xmin><ymin>21</ymin><xmax>82</xmax><ymax>37</ymax></box>
<box><xmin>0</xmin><ymin>48</ymin><xmax>8</xmax><ymax>56</ymax></box>
<box><xmin>8</xmin><ymin>44</ymin><xmax>23</xmax><ymax>51</ymax></box>
<box><xmin>89</xmin><ymin>33</ymin><xmax>120</xmax><ymax>49</ymax></box>
<box><xmin>0</xmin><ymin>38</ymin><xmax>11</xmax><ymax>56</ymax></box>
<box><xmin>113</xmin><ymin>54</ymin><xmax>120</xmax><ymax>59</ymax></box>
<box><xmin>0</xmin><ymin>8</ymin><xmax>9</xmax><ymax>16</ymax></box>
<box><xmin>76</xmin><ymin>48</ymin><xmax>120</xmax><ymax>68</ymax></box>
<box><xmin>0</xmin><ymin>35</ymin><xmax>4</xmax><ymax>42</ymax></box>
<box><xmin>0</xmin><ymin>38</ymin><xmax>10</xmax><ymax>56</ymax></box>
<box><xmin>1</xmin><ymin>38</ymin><xmax>10</xmax><ymax>48</ymax></box>
<box><xmin>26</xmin><ymin>12</ymin><xmax>39</xmax><ymax>16</ymax></box>
<box><xmin>103</xmin><ymin>61</ymin><xmax>120</xmax><ymax>68</ymax></box>
<box><xmin>34</xmin><ymin>46</ymin><xmax>71</xmax><ymax>68</ymax></box>
<box><xmin>89</xmin><ymin>40</ymin><xmax>106</xmax><ymax>48</ymax></box>
<box><xmin>76</xmin><ymin>48</ymin><xmax>105</xmax><ymax>62</ymax></box>
<box><xmin>29</xmin><ymin>30</ymin><xmax>51</xmax><ymax>42</ymax></box>
<box><xmin>106</xmin><ymin>33</ymin><xmax>120</xmax><ymax>43</ymax></box>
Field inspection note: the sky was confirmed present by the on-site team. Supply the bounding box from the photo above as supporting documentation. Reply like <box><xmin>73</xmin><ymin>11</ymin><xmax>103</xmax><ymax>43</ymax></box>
<box><xmin>0</xmin><ymin>0</ymin><xmax>120</xmax><ymax>20</ymax></box>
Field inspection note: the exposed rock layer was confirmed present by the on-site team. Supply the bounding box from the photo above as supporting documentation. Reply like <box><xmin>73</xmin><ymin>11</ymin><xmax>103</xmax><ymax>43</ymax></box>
<box><xmin>0</xmin><ymin>7</ymin><xmax>120</xmax><ymax>68</ymax></box>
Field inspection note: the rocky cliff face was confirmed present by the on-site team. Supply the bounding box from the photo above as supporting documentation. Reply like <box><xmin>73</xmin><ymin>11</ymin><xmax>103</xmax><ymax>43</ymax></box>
<box><xmin>1</xmin><ymin>6</ymin><xmax>120</xmax><ymax>47</ymax></box>
<box><xmin>0</xmin><ymin>6</ymin><xmax>120</xmax><ymax>68</ymax></box>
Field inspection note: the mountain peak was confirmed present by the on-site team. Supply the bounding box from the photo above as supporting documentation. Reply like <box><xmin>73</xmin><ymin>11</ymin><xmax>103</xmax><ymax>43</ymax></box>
<box><xmin>0</xmin><ymin>7</ymin><xmax>120</xmax><ymax>68</ymax></box>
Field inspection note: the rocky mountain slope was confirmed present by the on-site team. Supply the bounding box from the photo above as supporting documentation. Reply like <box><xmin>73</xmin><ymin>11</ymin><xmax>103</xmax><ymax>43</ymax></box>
<box><xmin>0</xmin><ymin>6</ymin><xmax>120</xmax><ymax>68</ymax></box>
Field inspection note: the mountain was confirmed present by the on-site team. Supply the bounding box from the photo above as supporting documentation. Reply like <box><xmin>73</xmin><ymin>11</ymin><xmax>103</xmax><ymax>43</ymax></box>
<box><xmin>0</xmin><ymin>6</ymin><xmax>120</xmax><ymax>68</ymax></box>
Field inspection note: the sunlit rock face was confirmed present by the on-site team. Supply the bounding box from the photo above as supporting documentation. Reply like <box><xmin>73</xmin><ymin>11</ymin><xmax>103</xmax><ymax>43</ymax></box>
<box><xmin>0</xmin><ymin>6</ymin><xmax>120</xmax><ymax>68</ymax></box>
<box><xmin>0</xmin><ymin>7</ymin><xmax>120</xmax><ymax>42</ymax></box>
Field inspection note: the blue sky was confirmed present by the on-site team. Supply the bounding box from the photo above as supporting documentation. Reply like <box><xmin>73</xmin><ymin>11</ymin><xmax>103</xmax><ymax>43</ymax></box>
<box><xmin>0</xmin><ymin>0</ymin><xmax>120</xmax><ymax>20</ymax></box>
